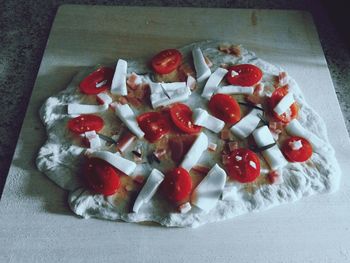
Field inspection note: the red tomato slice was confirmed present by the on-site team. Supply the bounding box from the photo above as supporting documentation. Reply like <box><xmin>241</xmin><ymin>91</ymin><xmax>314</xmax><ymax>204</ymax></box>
<box><xmin>83</xmin><ymin>158</ymin><xmax>121</xmax><ymax>196</ymax></box>
<box><xmin>169</xmin><ymin>103</ymin><xmax>201</xmax><ymax>134</ymax></box>
<box><xmin>151</xmin><ymin>49</ymin><xmax>182</xmax><ymax>74</ymax></box>
<box><xmin>269</xmin><ymin>86</ymin><xmax>299</xmax><ymax>123</ymax></box>
<box><xmin>282</xmin><ymin>136</ymin><xmax>313</xmax><ymax>162</ymax></box>
<box><xmin>79</xmin><ymin>67</ymin><xmax>114</xmax><ymax>95</ymax></box>
<box><xmin>68</xmin><ymin>114</ymin><xmax>104</xmax><ymax>134</ymax></box>
<box><xmin>137</xmin><ymin>111</ymin><xmax>171</xmax><ymax>143</ymax></box>
<box><xmin>225</xmin><ymin>148</ymin><xmax>261</xmax><ymax>183</ymax></box>
<box><xmin>208</xmin><ymin>94</ymin><xmax>241</xmax><ymax>125</ymax></box>
<box><xmin>226</xmin><ymin>64</ymin><xmax>263</xmax><ymax>86</ymax></box>
<box><xmin>161</xmin><ymin>167</ymin><xmax>192</xmax><ymax>202</ymax></box>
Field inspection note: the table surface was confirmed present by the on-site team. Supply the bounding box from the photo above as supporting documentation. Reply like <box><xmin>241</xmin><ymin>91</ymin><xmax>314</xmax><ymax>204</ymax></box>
<box><xmin>1</xmin><ymin>5</ymin><xmax>350</xmax><ymax>263</ymax></box>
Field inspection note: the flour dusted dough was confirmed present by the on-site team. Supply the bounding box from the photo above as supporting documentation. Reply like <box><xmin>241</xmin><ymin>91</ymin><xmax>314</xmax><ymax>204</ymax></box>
<box><xmin>36</xmin><ymin>41</ymin><xmax>341</xmax><ymax>228</ymax></box>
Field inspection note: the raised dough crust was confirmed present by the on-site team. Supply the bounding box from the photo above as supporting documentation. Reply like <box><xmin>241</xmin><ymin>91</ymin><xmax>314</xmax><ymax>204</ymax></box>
<box><xmin>36</xmin><ymin>40</ymin><xmax>341</xmax><ymax>228</ymax></box>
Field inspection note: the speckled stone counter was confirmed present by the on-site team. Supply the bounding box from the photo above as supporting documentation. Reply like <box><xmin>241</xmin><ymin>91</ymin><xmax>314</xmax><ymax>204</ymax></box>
<box><xmin>0</xmin><ymin>0</ymin><xmax>349</xmax><ymax>197</ymax></box>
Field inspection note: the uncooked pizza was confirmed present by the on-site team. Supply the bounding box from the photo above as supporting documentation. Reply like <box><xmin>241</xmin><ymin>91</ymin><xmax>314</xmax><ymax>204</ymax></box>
<box><xmin>36</xmin><ymin>40</ymin><xmax>341</xmax><ymax>228</ymax></box>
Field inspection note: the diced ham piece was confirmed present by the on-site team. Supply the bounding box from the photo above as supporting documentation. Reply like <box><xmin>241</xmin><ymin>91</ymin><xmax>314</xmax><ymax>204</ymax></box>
<box><xmin>220</xmin><ymin>63</ymin><xmax>229</xmax><ymax>69</ymax></box>
<box><xmin>116</xmin><ymin>130</ymin><xmax>136</xmax><ymax>153</ymax></box>
<box><xmin>220</xmin><ymin>129</ymin><xmax>231</xmax><ymax>140</ymax></box>
<box><xmin>127</xmin><ymin>72</ymin><xmax>143</xmax><ymax>90</ymax></box>
<box><xmin>178</xmin><ymin>63</ymin><xmax>195</xmax><ymax>82</ymax></box>
<box><xmin>246</xmin><ymin>94</ymin><xmax>263</xmax><ymax>105</ymax></box>
<box><xmin>218</xmin><ymin>44</ymin><xmax>241</xmax><ymax>56</ymax></box>
<box><xmin>267</xmin><ymin>170</ymin><xmax>280</xmax><ymax>184</ymax></box>
<box><xmin>133</xmin><ymin>175</ymin><xmax>145</xmax><ymax>184</ymax></box>
<box><xmin>254</xmin><ymin>83</ymin><xmax>264</xmax><ymax>96</ymax></box>
<box><xmin>178</xmin><ymin>202</ymin><xmax>192</xmax><ymax>214</ymax></box>
<box><xmin>192</xmin><ymin>165</ymin><xmax>211</xmax><ymax>175</ymax></box>
<box><xmin>117</xmin><ymin>96</ymin><xmax>128</xmax><ymax>105</ymax></box>
<box><xmin>208</xmin><ymin>142</ymin><xmax>217</xmax><ymax>152</ymax></box>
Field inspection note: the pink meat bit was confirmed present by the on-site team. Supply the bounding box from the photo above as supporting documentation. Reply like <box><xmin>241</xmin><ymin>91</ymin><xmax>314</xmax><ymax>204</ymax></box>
<box><xmin>246</xmin><ymin>94</ymin><xmax>262</xmax><ymax>105</ymax></box>
<box><xmin>207</xmin><ymin>142</ymin><xmax>217</xmax><ymax>152</ymax></box>
<box><xmin>127</xmin><ymin>72</ymin><xmax>142</xmax><ymax>90</ymax></box>
<box><xmin>192</xmin><ymin>165</ymin><xmax>210</xmax><ymax>175</ymax></box>
<box><xmin>220</xmin><ymin>129</ymin><xmax>231</xmax><ymax>140</ymax></box>
<box><xmin>133</xmin><ymin>175</ymin><xmax>145</xmax><ymax>184</ymax></box>
<box><xmin>218</xmin><ymin>44</ymin><xmax>241</xmax><ymax>56</ymax></box>
<box><xmin>117</xmin><ymin>96</ymin><xmax>128</xmax><ymax>105</ymax></box>
<box><xmin>268</xmin><ymin>170</ymin><xmax>280</xmax><ymax>184</ymax></box>
<box><xmin>220</xmin><ymin>63</ymin><xmax>229</xmax><ymax>69</ymax></box>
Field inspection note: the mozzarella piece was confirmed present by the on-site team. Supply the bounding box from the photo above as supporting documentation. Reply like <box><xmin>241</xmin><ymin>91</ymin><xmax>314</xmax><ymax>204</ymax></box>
<box><xmin>273</xmin><ymin>92</ymin><xmax>295</xmax><ymax>116</ymax></box>
<box><xmin>96</xmin><ymin>92</ymin><xmax>113</xmax><ymax>105</ymax></box>
<box><xmin>201</xmin><ymin>67</ymin><xmax>228</xmax><ymax>99</ymax></box>
<box><xmin>191</xmin><ymin>164</ymin><xmax>227</xmax><ymax>212</ymax></box>
<box><xmin>113</xmin><ymin>103</ymin><xmax>145</xmax><ymax>138</ymax></box>
<box><xmin>230</xmin><ymin>107</ymin><xmax>262</xmax><ymax>139</ymax></box>
<box><xmin>89</xmin><ymin>151</ymin><xmax>136</xmax><ymax>176</ymax></box>
<box><xmin>192</xmin><ymin>47</ymin><xmax>211</xmax><ymax>82</ymax></box>
<box><xmin>133</xmin><ymin>169</ymin><xmax>164</xmax><ymax>213</ymax></box>
<box><xmin>180</xmin><ymin>132</ymin><xmax>209</xmax><ymax>171</ymax></box>
<box><xmin>285</xmin><ymin>119</ymin><xmax>326</xmax><ymax>152</ymax></box>
<box><xmin>149</xmin><ymin>82</ymin><xmax>190</xmax><ymax>108</ymax></box>
<box><xmin>111</xmin><ymin>59</ymin><xmax>128</xmax><ymax>96</ymax></box>
<box><xmin>178</xmin><ymin>202</ymin><xmax>192</xmax><ymax>214</ymax></box>
<box><xmin>216</xmin><ymin>85</ymin><xmax>254</xmax><ymax>95</ymax></box>
<box><xmin>84</xmin><ymin>131</ymin><xmax>101</xmax><ymax>149</ymax></box>
<box><xmin>193</xmin><ymin>108</ymin><xmax>225</xmax><ymax>133</ymax></box>
<box><xmin>252</xmin><ymin>126</ymin><xmax>288</xmax><ymax>170</ymax></box>
<box><xmin>67</xmin><ymin>103</ymin><xmax>108</xmax><ymax>115</ymax></box>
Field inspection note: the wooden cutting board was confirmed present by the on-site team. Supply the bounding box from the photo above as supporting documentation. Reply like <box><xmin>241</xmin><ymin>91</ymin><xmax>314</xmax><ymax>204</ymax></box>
<box><xmin>1</xmin><ymin>5</ymin><xmax>350</xmax><ymax>263</ymax></box>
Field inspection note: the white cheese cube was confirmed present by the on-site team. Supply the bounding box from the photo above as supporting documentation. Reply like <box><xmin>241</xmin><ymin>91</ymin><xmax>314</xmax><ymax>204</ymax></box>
<box><xmin>273</xmin><ymin>92</ymin><xmax>295</xmax><ymax>116</ymax></box>
<box><xmin>133</xmin><ymin>169</ymin><xmax>164</xmax><ymax>213</ymax></box>
<box><xmin>216</xmin><ymin>85</ymin><xmax>254</xmax><ymax>95</ymax></box>
<box><xmin>191</xmin><ymin>164</ymin><xmax>227</xmax><ymax>212</ymax></box>
<box><xmin>113</xmin><ymin>103</ymin><xmax>145</xmax><ymax>139</ymax></box>
<box><xmin>252</xmin><ymin>126</ymin><xmax>287</xmax><ymax>170</ymax></box>
<box><xmin>201</xmin><ymin>67</ymin><xmax>228</xmax><ymax>99</ymax></box>
<box><xmin>67</xmin><ymin>103</ymin><xmax>108</xmax><ymax>115</ymax></box>
<box><xmin>89</xmin><ymin>151</ymin><xmax>136</xmax><ymax>176</ymax></box>
<box><xmin>192</xmin><ymin>47</ymin><xmax>211</xmax><ymax>82</ymax></box>
<box><xmin>230</xmin><ymin>107</ymin><xmax>262</xmax><ymax>139</ymax></box>
<box><xmin>149</xmin><ymin>82</ymin><xmax>190</xmax><ymax>108</ymax></box>
<box><xmin>180</xmin><ymin>132</ymin><xmax>209</xmax><ymax>171</ymax></box>
<box><xmin>193</xmin><ymin>108</ymin><xmax>225</xmax><ymax>133</ymax></box>
<box><xmin>111</xmin><ymin>59</ymin><xmax>128</xmax><ymax>96</ymax></box>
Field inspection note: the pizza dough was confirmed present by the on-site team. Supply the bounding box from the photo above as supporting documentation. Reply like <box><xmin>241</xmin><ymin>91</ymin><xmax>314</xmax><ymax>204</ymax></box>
<box><xmin>36</xmin><ymin>40</ymin><xmax>341</xmax><ymax>228</ymax></box>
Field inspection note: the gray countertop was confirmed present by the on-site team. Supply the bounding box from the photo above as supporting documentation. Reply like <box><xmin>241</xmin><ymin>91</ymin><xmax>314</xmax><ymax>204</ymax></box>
<box><xmin>0</xmin><ymin>0</ymin><xmax>349</xmax><ymax>197</ymax></box>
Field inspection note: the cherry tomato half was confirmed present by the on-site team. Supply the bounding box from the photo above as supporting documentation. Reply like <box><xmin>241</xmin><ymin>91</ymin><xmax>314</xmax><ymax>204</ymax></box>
<box><xmin>161</xmin><ymin>167</ymin><xmax>192</xmax><ymax>202</ymax></box>
<box><xmin>151</xmin><ymin>49</ymin><xmax>182</xmax><ymax>75</ymax></box>
<box><xmin>225</xmin><ymin>148</ymin><xmax>261</xmax><ymax>183</ymax></box>
<box><xmin>269</xmin><ymin>86</ymin><xmax>299</xmax><ymax>123</ymax></box>
<box><xmin>83</xmin><ymin>157</ymin><xmax>121</xmax><ymax>196</ymax></box>
<box><xmin>137</xmin><ymin>111</ymin><xmax>171</xmax><ymax>143</ymax></box>
<box><xmin>79</xmin><ymin>67</ymin><xmax>114</xmax><ymax>95</ymax></box>
<box><xmin>282</xmin><ymin>136</ymin><xmax>313</xmax><ymax>162</ymax></box>
<box><xmin>169</xmin><ymin>103</ymin><xmax>201</xmax><ymax>134</ymax></box>
<box><xmin>226</xmin><ymin>64</ymin><xmax>263</xmax><ymax>87</ymax></box>
<box><xmin>68</xmin><ymin>114</ymin><xmax>104</xmax><ymax>134</ymax></box>
<box><xmin>208</xmin><ymin>94</ymin><xmax>241</xmax><ymax>125</ymax></box>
